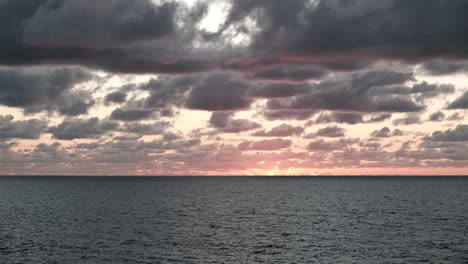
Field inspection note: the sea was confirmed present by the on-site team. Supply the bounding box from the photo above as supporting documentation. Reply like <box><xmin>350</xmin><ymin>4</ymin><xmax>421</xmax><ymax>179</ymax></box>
<box><xmin>0</xmin><ymin>176</ymin><xmax>467</xmax><ymax>263</ymax></box>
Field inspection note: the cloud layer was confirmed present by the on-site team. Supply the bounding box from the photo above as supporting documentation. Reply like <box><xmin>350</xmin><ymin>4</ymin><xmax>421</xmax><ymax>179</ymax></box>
<box><xmin>0</xmin><ymin>0</ymin><xmax>467</xmax><ymax>175</ymax></box>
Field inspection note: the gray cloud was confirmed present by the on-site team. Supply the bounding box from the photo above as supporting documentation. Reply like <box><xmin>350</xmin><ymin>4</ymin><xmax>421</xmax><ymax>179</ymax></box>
<box><xmin>209</xmin><ymin>112</ymin><xmax>261</xmax><ymax>133</ymax></box>
<box><xmin>428</xmin><ymin>111</ymin><xmax>445</xmax><ymax>122</ymax></box>
<box><xmin>0</xmin><ymin>115</ymin><xmax>48</xmax><ymax>140</ymax></box>
<box><xmin>365</xmin><ymin>113</ymin><xmax>392</xmax><ymax>123</ymax></box>
<box><xmin>186</xmin><ymin>74</ymin><xmax>252</xmax><ymax>111</ymax></box>
<box><xmin>251</xmin><ymin>65</ymin><xmax>327</xmax><ymax>82</ymax></box>
<box><xmin>48</xmin><ymin>117</ymin><xmax>119</xmax><ymax>140</ymax></box>
<box><xmin>121</xmin><ymin>122</ymin><xmax>170</xmax><ymax>135</ymax></box>
<box><xmin>141</xmin><ymin>76</ymin><xmax>196</xmax><ymax>109</ymax></box>
<box><xmin>447</xmin><ymin>112</ymin><xmax>464</xmax><ymax>121</ymax></box>
<box><xmin>238</xmin><ymin>139</ymin><xmax>292</xmax><ymax>151</ymax></box>
<box><xmin>22</xmin><ymin>0</ymin><xmax>176</xmax><ymax>48</ymax></box>
<box><xmin>307</xmin><ymin>139</ymin><xmax>351</xmax><ymax>152</ymax></box>
<box><xmin>370</xmin><ymin>127</ymin><xmax>404</xmax><ymax>138</ymax></box>
<box><xmin>105</xmin><ymin>91</ymin><xmax>127</xmax><ymax>104</ymax></box>
<box><xmin>252</xmin><ymin>124</ymin><xmax>303</xmax><ymax>137</ymax></box>
<box><xmin>0</xmin><ymin>0</ymin><xmax>215</xmax><ymax>74</ymax></box>
<box><xmin>448</xmin><ymin>91</ymin><xmax>468</xmax><ymax>109</ymax></box>
<box><xmin>245</xmin><ymin>83</ymin><xmax>311</xmax><ymax>98</ymax></box>
<box><xmin>222</xmin><ymin>0</ymin><xmax>468</xmax><ymax>62</ymax></box>
<box><xmin>265</xmin><ymin>70</ymin><xmax>422</xmax><ymax>113</ymax></box>
<box><xmin>306</xmin><ymin>126</ymin><xmax>346</xmax><ymax>138</ymax></box>
<box><xmin>369</xmin><ymin>82</ymin><xmax>455</xmax><ymax>102</ymax></box>
<box><xmin>312</xmin><ymin>112</ymin><xmax>364</xmax><ymax>125</ymax></box>
<box><xmin>0</xmin><ymin>67</ymin><xmax>94</xmax><ymax>115</ymax></box>
<box><xmin>393</xmin><ymin>114</ymin><xmax>422</xmax><ymax>126</ymax></box>
<box><xmin>421</xmin><ymin>60</ymin><xmax>468</xmax><ymax>75</ymax></box>
<box><xmin>110</xmin><ymin>108</ymin><xmax>155</xmax><ymax>121</ymax></box>
<box><xmin>262</xmin><ymin>109</ymin><xmax>316</xmax><ymax>121</ymax></box>
<box><xmin>426</xmin><ymin>125</ymin><xmax>468</xmax><ymax>142</ymax></box>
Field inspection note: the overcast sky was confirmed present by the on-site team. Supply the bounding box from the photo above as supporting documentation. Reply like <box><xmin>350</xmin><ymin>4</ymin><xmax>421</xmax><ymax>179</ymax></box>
<box><xmin>0</xmin><ymin>0</ymin><xmax>467</xmax><ymax>175</ymax></box>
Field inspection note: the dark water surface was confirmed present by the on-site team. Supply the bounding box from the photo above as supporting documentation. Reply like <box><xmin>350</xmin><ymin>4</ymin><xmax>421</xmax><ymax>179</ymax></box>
<box><xmin>0</xmin><ymin>177</ymin><xmax>467</xmax><ymax>263</ymax></box>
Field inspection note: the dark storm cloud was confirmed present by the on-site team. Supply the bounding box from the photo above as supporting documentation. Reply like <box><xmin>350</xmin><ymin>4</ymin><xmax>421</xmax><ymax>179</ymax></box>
<box><xmin>0</xmin><ymin>67</ymin><xmax>94</xmax><ymax>115</ymax></box>
<box><xmin>251</xmin><ymin>65</ymin><xmax>327</xmax><ymax>82</ymax></box>
<box><xmin>1</xmin><ymin>0</ymin><xmax>468</xmax><ymax>76</ymax></box>
<box><xmin>0</xmin><ymin>115</ymin><xmax>48</xmax><ymax>140</ymax></box>
<box><xmin>110</xmin><ymin>108</ymin><xmax>155</xmax><ymax>121</ymax></box>
<box><xmin>22</xmin><ymin>0</ymin><xmax>176</xmax><ymax>48</ymax></box>
<box><xmin>48</xmin><ymin>117</ymin><xmax>119</xmax><ymax>140</ymax></box>
<box><xmin>186</xmin><ymin>74</ymin><xmax>252</xmax><ymax>111</ymax></box>
<box><xmin>448</xmin><ymin>91</ymin><xmax>468</xmax><ymax>109</ymax></box>
<box><xmin>306</xmin><ymin>126</ymin><xmax>346</xmax><ymax>138</ymax></box>
<box><xmin>238</xmin><ymin>139</ymin><xmax>292</xmax><ymax>151</ymax></box>
<box><xmin>222</xmin><ymin>0</ymin><xmax>468</xmax><ymax>62</ymax></box>
<box><xmin>0</xmin><ymin>0</ymin><xmax>216</xmax><ymax>74</ymax></box>
<box><xmin>209</xmin><ymin>112</ymin><xmax>261</xmax><ymax>133</ymax></box>
<box><xmin>245</xmin><ymin>83</ymin><xmax>311</xmax><ymax>98</ymax></box>
<box><xmin>426</xmin><ymin>125</ymin><xmax>468</xmax><ymax>142</ymax></box>
<box><xmin>252</xmin><ymin>124</ymin><xmax>303</xmax><ymax>137</ymax></box>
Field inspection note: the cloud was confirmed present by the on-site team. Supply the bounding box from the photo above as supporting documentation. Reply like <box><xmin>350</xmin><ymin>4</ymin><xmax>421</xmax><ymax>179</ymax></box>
<box><xmin>141</xmin><ymin>76</ymin><xmax>195</xmax><ymax>109</ymax></box>
<box><xmin>447</xmin><ymin>112</ymin><xmax>464</xmax><ymax>121</ymax></box>
<box><xmin>0</xmin><ymin>67</ymin><xmax>94</xmax><ymax>115</ymax></box>
<box><xmin>368</xmin><ymin>82</ymin><xmax>455</xmax><ymax>102</ymax></box>
<box><xmin>238</xmin><ymin>139</ymin><xmax>292</xmax><ymax>151</ymax></box>
<box><xmin>428</xmin><ymin>111</ymin><xmax>445</xmax><ymax>122</ymax></box>
<box><xmin>370</xmin><ymin>127</ymin><xmax>404</xmax><ymax>138</ymax></box>
<box><xmin>252</xmin><ymin>124</ymin><xmax>304</xmax><ymax>137</ymax></box>
<box><xmin>421</xmin><ymin>60</ymin><xmax>468</xmax><ymax>75</ymax></box>
<box><xmin>307</xmin><ymin>139</ymin><xmax>352</xmax><ymax>152</ymax></box>
<box><xmin>222</xmin><ymin>0</ymin><xmax>468</xmax><ymax>62</ymax></box>
<box><xmin>0</xmin><ymin>0</ymin><xmax>214</xmax><ymax>74</ymax></box>
<box><xmin>448</xmin><ymin>91</ymin><xmax>468</xmax><ymax>109</ymax></box>
<box><xmin>262</xmin><ymin>109</ymin><xmax>316</xmax><ymax>121</ymax></box>
<box><xmin>186</xmin><ymin>74</ymin><xmax>252</xmax><ymax>111</ymax></box>
<box><xmin>209</xmin><ymin>112</ymin><xmax>261</xmax><ymax>133</ymax></box>
<box><xmin>426</xmin><ymin>125</ymin><xmax>468</xmax><ymax>142</ymax></box>
<box><xmin>48</xmin><ymin>117</ymin><xmax>119</xmax><ymax>140</ymax></box>
<box><xmin>265</xmin><ymin>70</ymin><xmax>422</xmax><ymax>113</ymax></box>
<box><xmin>365</xmin><ymin>113</ymin><xmax>392</xmax><ymax>123</ymax></box>
<box><xmin>251</xmin><ymin>65</ymin><xmax>327</xmax><ymax>81</ymax></box>
<box><xmin>22</xmin><ymin>0</ymin><xmax>177</xmax><ymax>48</ymax></box>
<box><xmin>121</xmin><ymin>122</ymin><xmax>170</xmax><ymax>135</ymax></box>
<box><xmin>306</xmin><ymin>126</ymin><xmax>346</xmax><ymax>138</ymax></box>
<box><xmin>1</xmin><ymin>0</ymin><xmax>468</xmax><ymax>77</ymax></box>
<box><xmin>245</xmin><ymin>83</ymin><xmax>311</xmax><ymax>98</ymax></box>
<box><xmin>104</xmin><ymin>91</ymin><xmax>127</xmax><ymax>104</ymax></box>
<box><xmin>311</xmin><ymin>112</ymin><xmax>364</xmax><ymax>125</ymax></box>
<box><xmin>393</xmin><ymin>114</ymin><xmax>422</xmax><ymax>126</ymax></box>
<box><xmin>0</xmin><ymin>115</ymin><xmax>48</xmax><ymax>140</ymax></box>
<box><xmin>110</xmin><ymin>108</ymin><xmax>155</xmax><ymax>121</ymax></box>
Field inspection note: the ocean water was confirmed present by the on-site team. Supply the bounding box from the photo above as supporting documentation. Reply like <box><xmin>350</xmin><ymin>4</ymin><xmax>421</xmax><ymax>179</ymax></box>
<box><xmin>0</xmin><ymin>177</ymin><xmax>467</xmax><ymax>264</ymax></box>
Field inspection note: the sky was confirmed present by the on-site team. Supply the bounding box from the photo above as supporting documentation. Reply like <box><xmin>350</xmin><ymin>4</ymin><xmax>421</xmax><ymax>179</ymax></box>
<box><xmin>0</xmin><ymin>0</ymin><xmax>467</xmax><ymax>176</ymax></box>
